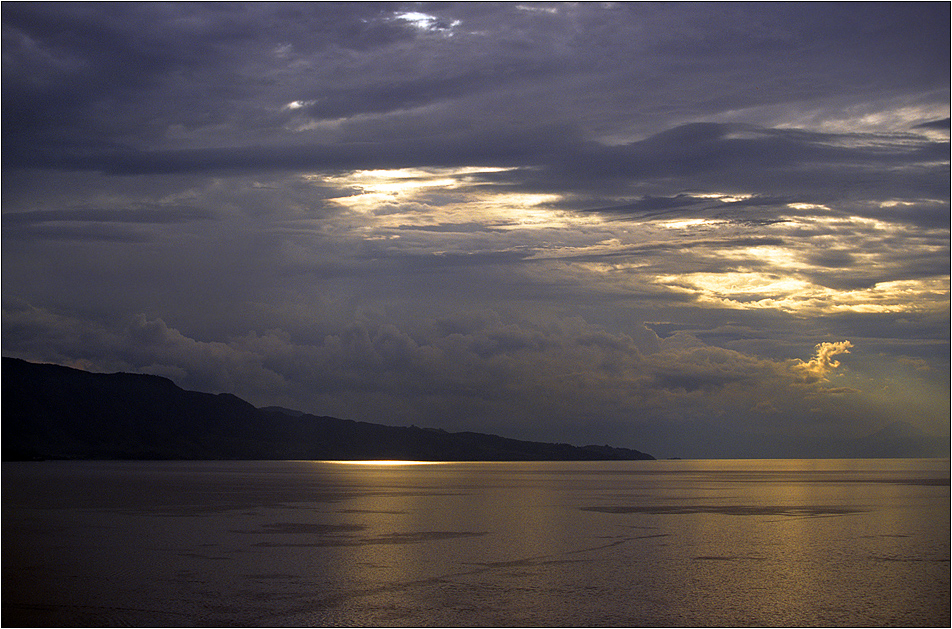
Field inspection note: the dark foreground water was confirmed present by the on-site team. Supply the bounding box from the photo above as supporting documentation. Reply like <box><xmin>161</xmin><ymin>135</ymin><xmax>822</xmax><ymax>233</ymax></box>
<box><xmin>3</xmin><ymin>459</ymin><xmax>949</xmax><ymax>627</ymax></box>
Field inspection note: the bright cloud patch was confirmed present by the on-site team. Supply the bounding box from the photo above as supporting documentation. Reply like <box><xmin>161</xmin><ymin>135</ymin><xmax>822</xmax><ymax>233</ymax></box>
<box><xmin>791</xmin><ymin>341</ymin><xmax>853</xmax><ymax>382</ymax></box>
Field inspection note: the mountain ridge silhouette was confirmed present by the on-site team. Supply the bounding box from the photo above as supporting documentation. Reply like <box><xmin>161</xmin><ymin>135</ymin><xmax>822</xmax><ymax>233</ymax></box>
<box><xmin>2</xmin><ymin>357</ymin><xmax>655</xmax><ymax>461</ymax></box>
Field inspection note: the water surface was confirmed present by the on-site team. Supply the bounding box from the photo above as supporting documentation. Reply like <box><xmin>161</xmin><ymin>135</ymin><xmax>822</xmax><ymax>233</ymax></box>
<box><xmin>3</xmin><ymin>459</ymin><xmax>949</xmax><ymax>626</ymax></box>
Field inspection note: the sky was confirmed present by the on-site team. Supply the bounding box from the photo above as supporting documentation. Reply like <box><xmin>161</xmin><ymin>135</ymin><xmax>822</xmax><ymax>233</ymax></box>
<box><xmin>3</xmin><ymin>2</ymin><xmax>949</xmax><ymax>458</ymax></box>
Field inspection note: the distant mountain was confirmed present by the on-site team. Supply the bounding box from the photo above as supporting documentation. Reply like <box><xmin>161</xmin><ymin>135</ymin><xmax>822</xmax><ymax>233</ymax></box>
<box><xmin>1</xmin><ymin>357</ymin><xmax>654</xmax><ymax>461</ymax></box>
<box><xmin>259</xmin><ymin>406</ymin><xmax>307</xmax><ymax>417</ymax></box>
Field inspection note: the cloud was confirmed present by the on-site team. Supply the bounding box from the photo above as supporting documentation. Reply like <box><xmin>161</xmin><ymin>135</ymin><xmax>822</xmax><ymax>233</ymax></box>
<box><xmin>4</xmin><ymin>206</ymin><xmax>215</xmax><ymax>225</ymax></box>
<box><xmin>913</xmin><ymin>117</ymin><xmax>950</xmax><ymax>130</ymax></box>
<box><xmin>295</xmin><ymin>61</ymin><xmax>558</xmax><ymax>121</ymax></box>
<box><xmin>2</xmin><ymin>3</ymin><xmax>947</xmax><ymax>457</ymax></box>
<box><xmin>2</xmin><ymin>302</ymin><xmax>882</xmax><ymax>446</ymax></box>
<box><xmin>2</xmin><ymin>205</ymin><xmax>216</xmax><ymax>242</ymax></box>
<box><xmin>790</xmin><ymin>341</ymin><xmax>853</xmax><ymax>383</ymax></box>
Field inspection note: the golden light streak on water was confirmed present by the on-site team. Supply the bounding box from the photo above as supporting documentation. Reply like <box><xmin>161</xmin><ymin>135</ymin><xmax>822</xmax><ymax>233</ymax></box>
<box><xmin>320</xmin><ymin>460</ymin><xmax>447</xmax><ymax>466</ymax></box>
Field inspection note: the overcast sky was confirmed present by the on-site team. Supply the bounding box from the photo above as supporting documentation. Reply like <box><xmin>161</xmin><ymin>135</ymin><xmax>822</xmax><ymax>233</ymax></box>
<box><xmin>3</xmin><ymin>2</ymin><xmax>949</xmax><ymax>457</ymax></box>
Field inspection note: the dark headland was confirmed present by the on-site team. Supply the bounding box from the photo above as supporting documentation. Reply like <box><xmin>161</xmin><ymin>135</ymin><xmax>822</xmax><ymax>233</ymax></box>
<box><xmin>1</xmin><ymin>357</ymin><xmax>654</xmax><ymax>461</ymax></box>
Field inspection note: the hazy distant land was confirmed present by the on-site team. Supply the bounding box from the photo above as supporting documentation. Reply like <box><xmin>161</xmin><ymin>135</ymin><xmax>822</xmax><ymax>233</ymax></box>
<box><xmin>1</xmin><ymin>357</ymin><xmax>654</xmax><ymax>461</ymax></box>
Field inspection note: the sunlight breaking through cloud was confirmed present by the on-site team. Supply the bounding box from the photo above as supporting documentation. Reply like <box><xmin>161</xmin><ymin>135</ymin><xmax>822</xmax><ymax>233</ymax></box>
<box><xmin>3</xmin><ymin>3</ymin><xmax>948</xmax><ymax>457</ymax></box>
<box><xmin>792</xmin><ymin>341</ymin><xmax>853</xmax><ymax>382</ymax></box>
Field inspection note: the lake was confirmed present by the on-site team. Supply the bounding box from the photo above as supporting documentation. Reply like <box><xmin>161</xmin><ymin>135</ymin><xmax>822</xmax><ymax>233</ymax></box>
<box><xmin>3</xmin><ymin>459</ymin><xmax>949</xmax><ymax>626</ymax></box>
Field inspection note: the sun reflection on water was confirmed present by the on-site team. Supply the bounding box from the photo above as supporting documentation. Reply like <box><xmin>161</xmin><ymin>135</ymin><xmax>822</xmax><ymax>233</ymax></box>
<box><xmin>320</xmin><ymin>460</ymin><xmax>446</xmax><ymax>466</ymax></box>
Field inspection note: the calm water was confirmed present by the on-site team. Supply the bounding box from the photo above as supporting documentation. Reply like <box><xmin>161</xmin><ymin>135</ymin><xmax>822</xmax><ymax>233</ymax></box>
<box><xmin>3</xmin><ymin>459</ymin><xmax>949</xmax><ymax>627</ymax></box>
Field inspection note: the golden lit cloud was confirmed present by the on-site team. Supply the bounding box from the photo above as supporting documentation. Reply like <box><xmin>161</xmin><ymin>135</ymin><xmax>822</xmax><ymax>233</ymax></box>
<box><xmin>791</xmin><ymin>341</ymin><xmax>853</xmax><ymax>382</ymax></box>
<box><xmin>690</xmin><ymin>192</ymin><xmax>754</xmax><ymax>203</ymax></box>
<box><xmin>654</xmin><ymin>272</ymin><xmax>948</xmax><ymax>315</ymax></box>
<box><xmin>658</xmin><ymin>218</ymin><xmax>724</xmax><ymax>230</ymax></box>
<box><xmin>321</xmin><ymin>167</ymin><xmax>512</xmax><ymax>198</ymax></box>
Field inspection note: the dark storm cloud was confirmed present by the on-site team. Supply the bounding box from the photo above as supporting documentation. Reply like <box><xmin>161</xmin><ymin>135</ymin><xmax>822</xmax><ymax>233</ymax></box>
<box><xmin>4</xmin><ymin>206</ymin><xmax>215</xmax><ymax>225</ymax></box>
<box><xmin>10</xmin><ymin>122</ymin><xmax>946</xmax><ymax>235</ymax></box>
<box><xmin>3</xmin><ymin>4</ymin><xmax>227</xmax><ymax>149</ymax></box>
<box><xmin>2</xmin><ymin>205</ymin><xmax>216</xmax><ymax>242</ymax></box>
<box><xmin>3</xmin><ymin>2</ymin><xmax>948</xmax><ymax>457</ymax></box>
<box><xmin>3</xmin><ymin>2</ymin><xmax>947</xmax><ymax>236</ymax></box>
<box><xmin>6</xmin><ymin>124</ymin><xmax>578</xmax><ymax>174</ymax></box>
<box><xmin>392</xmin><ymin>222</ymin><xmax>506</xmax><ymax>234</ymax></box>
<box><xmin>858</xmin><ymin>199</ymin><xmax>952</xmax><ymax>230</ymax></box>
<box><xmin>1</xmin><ymin>301</ymin><xmax>867</xmax><ymax>446</ymax></box>
<box><xmin>2</xmin><ymin>3</ymin><xmax>416</xmax><ymax>137</ymax></box>
<box><xmin>805</xmin><ymin>250</ymin><xmax>856</xmax><ymax>269</ymax></box>
<box><xmin>396</xmin><ymin>250</ymin><xmax>532</xmax><ymax>270</ymax></box>
<box><xmin>2</xmin><ymin>223</ymin><xmax>154</xmax><ymax>243</ymax></box>
<box><xmin>544</xmin><ymin>124</ymin><xmax>949</xmax><ymax>202</ymax></box>
<box><xmin>5</xmin><ymin>3</ymin><xmax>947</xmax><ymax>169</ymax></box>
<box><xmin>913</xmin><ymin>118</ymin><xmax>950</xmax><ymax>130</ymax></box>
<box><xmin>586</xmin><ymin>195</ymin><xmax>706</xmax><ymax>217</ymax></box>
<box><xmin>298</xmin><ymin>61</ymin><xmax>559</xmax><ymax>121</ymax></box>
